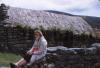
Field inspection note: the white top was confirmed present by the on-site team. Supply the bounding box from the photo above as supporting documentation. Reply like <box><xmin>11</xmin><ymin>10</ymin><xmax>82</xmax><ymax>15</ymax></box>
<box><xmin>29</xmin><ymin>36</ymin><xmax>47</xmax><ymax>56</ymax></box>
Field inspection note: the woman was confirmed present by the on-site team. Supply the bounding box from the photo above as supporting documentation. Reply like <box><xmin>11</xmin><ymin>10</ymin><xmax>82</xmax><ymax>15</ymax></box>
<box><xmin>10</xmin><ymin>30</ymin><xmax>47</xmax><ymax>68</ymax></box>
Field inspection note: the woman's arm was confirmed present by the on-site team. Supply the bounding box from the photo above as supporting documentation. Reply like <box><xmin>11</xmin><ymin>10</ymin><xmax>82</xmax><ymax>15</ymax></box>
<box><xmin>27</xmin><ymin>49</ymin><xmax>33</xmax><ymax>55</ymax></box>
<box><xmin>27</xmin><ymin>45</ymin><xmax>35</xmax><ymax>55</ymax></box>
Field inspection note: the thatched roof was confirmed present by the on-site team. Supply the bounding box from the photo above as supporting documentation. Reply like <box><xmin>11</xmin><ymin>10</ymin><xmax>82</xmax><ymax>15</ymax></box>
<box><xmin>6</xmin><ymin>7</ymin><xmax>95</xmax><ymax>36</ymax></box>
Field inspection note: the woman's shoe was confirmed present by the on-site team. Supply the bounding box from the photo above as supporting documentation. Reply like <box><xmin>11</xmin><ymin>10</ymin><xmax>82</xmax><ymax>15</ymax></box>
<box><xmin>10</xmin><ymin>63</ymin><xmax>17</xmax><ymax>68</ymax></box>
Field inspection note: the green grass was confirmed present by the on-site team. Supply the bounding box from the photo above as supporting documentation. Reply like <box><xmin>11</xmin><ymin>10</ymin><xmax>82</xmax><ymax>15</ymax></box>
<box><xmin>0</xmin><ymin>52</ymin><xmax>21</xmax><ymax>67</ymax></box>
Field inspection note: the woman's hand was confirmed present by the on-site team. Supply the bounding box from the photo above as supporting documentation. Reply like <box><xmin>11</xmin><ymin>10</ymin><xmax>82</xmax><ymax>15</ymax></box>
<box><xmin>27</xmin><ymin>51</ymin><xmax>33</xmax><ymax>55</ymax></box>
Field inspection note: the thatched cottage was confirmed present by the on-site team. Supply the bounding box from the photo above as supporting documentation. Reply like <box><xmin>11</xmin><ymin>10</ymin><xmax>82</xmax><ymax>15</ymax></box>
<box><xmin>0</xmin><ymin>7</ymin><xmax>96</xmax><ymax>52</ymax></box>
<box><xmin>7</xmin><ymin>7</ymin><xmax>95</xmax><ymax>35</ymax></box>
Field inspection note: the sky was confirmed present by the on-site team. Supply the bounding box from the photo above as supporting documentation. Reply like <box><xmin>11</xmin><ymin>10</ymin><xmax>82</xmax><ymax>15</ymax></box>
<box><xmin>0</xmin><ymin>0</ymin><xmax>100</xmax><ymax>17</ymax></box>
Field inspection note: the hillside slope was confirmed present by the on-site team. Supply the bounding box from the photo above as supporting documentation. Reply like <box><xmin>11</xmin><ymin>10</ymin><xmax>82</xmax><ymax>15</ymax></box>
<box><xmin>82</xmin><ymin>16</ymin><xmax>100</xmax><ymax>39</ymax></box>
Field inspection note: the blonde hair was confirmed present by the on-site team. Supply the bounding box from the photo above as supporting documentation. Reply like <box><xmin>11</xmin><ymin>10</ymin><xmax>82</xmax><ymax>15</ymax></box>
<box><xmin>34</xmin><ymin>29</ymin><xmax>43</xmax><ymax>36</ymax></box>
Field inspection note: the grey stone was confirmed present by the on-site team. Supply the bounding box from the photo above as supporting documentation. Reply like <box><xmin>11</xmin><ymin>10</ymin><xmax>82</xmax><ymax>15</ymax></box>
<box><xmin>91</xmin><ymin>43</ymin><xmax>100</xmax><ymax>48</ymax></box>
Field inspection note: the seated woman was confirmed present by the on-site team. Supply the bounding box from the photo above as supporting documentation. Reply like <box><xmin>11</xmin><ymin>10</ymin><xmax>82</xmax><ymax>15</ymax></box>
<box><xmin>10</xmin><ymin>30</ymin><xmax>47</xmax><ymax>68</ymax></box>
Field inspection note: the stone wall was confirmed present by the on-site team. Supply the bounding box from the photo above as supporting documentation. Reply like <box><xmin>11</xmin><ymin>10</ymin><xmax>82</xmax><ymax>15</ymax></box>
<box><xmin>0</xmin><ymin>26</ymin><xmax>33</xmax><ymax>52</ymax></box>
<box><xmin>27</xmin><ymin>43</ymin><xmax>100</xmax><ymax>68</ymax></box>
<box><xmin>0</xmin><ymin>25</ymin><xmax>97</xmax><ymax>52</ymax></box>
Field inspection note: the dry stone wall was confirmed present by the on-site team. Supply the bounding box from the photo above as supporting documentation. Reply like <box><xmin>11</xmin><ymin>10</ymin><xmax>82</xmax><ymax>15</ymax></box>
<box><xmin>0</xmin><ymin>25</ymin><xmax>96</xmax><ymax>52</ymax></box>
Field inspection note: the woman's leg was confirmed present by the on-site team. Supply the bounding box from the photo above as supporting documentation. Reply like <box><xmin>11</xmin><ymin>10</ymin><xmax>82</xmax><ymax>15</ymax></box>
<box><xmin>27</xmin><ymin>55</ymin><xmax>36</xmax><ymax>66</ymax></box>
<box><xmin>15</xmin><ymin>58</ymin><xmax>27</xmax><ymax>67</ymax></box>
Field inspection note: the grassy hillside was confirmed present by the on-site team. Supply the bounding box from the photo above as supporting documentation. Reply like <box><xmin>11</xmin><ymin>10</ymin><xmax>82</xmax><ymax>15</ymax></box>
<box><xmin>82</xmin><ymin>16</ymin><xmax>100</xmax><ymax>39</ymax></box>
<box><xmin>82</xmin><ymin>16</ymin><xmax>100</xmax><ymax>28</ymax></box>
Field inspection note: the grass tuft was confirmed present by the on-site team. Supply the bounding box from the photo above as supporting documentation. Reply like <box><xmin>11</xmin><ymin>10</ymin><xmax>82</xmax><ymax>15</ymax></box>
<box><xmin>0</xmin><ymin>52</ymin><xmax>21</xmax><ymax>67</ymax></box>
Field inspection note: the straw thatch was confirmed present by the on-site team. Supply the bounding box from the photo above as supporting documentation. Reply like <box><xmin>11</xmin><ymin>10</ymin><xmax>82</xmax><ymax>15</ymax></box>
<box><xmin>6</xmin><ymin>7</ymin><xmax>95</xmax><ymax>36</ymax></box>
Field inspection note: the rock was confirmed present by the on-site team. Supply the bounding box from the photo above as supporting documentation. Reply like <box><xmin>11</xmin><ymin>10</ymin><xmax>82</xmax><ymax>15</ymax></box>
<box><xmin>91</xmin><ymin>43</ymin><xmax>100</xmax><ymax>48</ymax></box>
<box><xmin>47</xmin><ymin>46</ymin><xmax>76</xmax><ymax>54</ymax></box>
<box><xmin>48</xmin><ymin>63</ymin><xmax>55</xmax><ymax>68</ymax></box>
<box><xmin>47</xmin><ymin>46</ymin><xmax>97</xmax><ymax>55</ymax></box>
<box><xmin>56</xmin><ymin>46</ymin><xmax>68</xmax><ymax>50</ymax></box>
<box><xmin>84</xmin><ymin>47</ymin><xmax>97</xmax><ymax>55</ymax></box>
<box><xmin>91</xmin><ymin>43</ymin><xmax>100</xmax><ymax>54</ymax></box>
<box><xmin>47</xmin><ymin>46</ymin><xmax>68</xmax><ymax>51</ymax></box>
<box><xmin>69</xmin><ymin>48</ymin><xmax>85</xmax><ymax>54</ymax></box>
<box><xmin>47</xmin><ymin>47</ymin><xmax>58</xmax><ymax>53</ymax></box>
